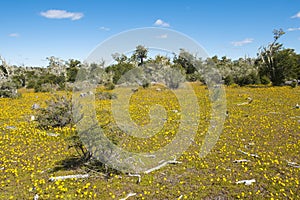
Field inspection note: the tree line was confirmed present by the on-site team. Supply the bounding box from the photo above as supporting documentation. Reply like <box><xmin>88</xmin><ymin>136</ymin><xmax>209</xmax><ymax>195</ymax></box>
<box><xmin>1</xmin><ymin>29</ymin><xmax>300</xmax><ymax>97</ymax></box>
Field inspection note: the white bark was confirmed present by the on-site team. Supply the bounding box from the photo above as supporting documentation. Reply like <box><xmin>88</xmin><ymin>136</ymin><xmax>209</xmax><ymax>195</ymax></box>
<box><xmin>120</xmin><ymin>192</ymin><xmax>137</xmax><ymax>200</ymax></box>
<box><xmin>144</xmin><ymin>159</ymin><xmax>182</xmax><ymax>174</ymax></box>
<box><xmin>236</xmin><ymin>179</ymin><xmax>256</xmax><ymax>185</ymax></box>
<box><xmin>237</xmin><ymin>149</ymin><xmax>259</xmax><ymax>158</ymax></box>
<box><xmin>128</xmin><ymin>173</ymin><xmax>141</xmax><ymax>183</ymax></box>
<box><xmin>49</xmin><ymin>174</ymin><xmax>89</xmax><ymax>182</ymax></box>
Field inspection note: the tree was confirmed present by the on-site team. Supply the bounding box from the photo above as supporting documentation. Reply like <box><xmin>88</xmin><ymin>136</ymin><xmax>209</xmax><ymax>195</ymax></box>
<box><xmin>173</xmin><ymin>49</ymin><xmax>197</xmax><ymax>74</ymax></box>
<box><xmin>112</xmin><ymin>53</ymin><xmax>128</xmax><ymax>64</ymax></box>
<box><xmin>132</xmin><ymin>45</ymin><xmax>148</xmax><ymax>66</ymax></box>
<box><xmin>66</xmin><ymin>59</ymin><xmax>81</xmax><ymax>83</ymax></box>
<box><xmin>257</xmin><ymin>29</ymin><xmax>295</xmax><ymax>85</ymax></box>
<box><xmin>46</xmin><ymin>56</ymin><xmax>66</xmax><ymax>76</ymax></box>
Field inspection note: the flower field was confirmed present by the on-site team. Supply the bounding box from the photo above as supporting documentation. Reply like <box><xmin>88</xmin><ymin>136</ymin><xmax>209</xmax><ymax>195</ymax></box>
<box><xmin>0</xmin><ymin>84</ymin><xmax>299</xmax><ymax>199</ymax></box>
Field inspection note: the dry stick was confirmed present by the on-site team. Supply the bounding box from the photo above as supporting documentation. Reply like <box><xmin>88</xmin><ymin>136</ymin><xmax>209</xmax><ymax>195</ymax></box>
<box><xmin>236</xmin><ymin>179</ymin><xmax>256</xmax><ymax>185</ymax></box>
<box><xmin>128</xmin><ymin>173</ymin><xmax>141</xmax><ymax>183</ymax></box>
<box><xmin>144</xmin><ymin>159</ymin><xmax>182</xmax><ymax>174</ymax></box>
<box><xmin>34</xmin><ymin>194</ymin><xmax>39</xmax><ymax>200</ymax></box>
<box><xmin>286</xmin><ymin>160</ymin><xmax>300</xmax><ymax>168</ymax></box>
<box><xmin>49</xmin><ymin>174</ymin><xmax>89</xmax><ymax>182</ymax></box>
<box><xmin>237</xmin><ymin>149</ymin><xmax>259</xmax><ymax>158</ymax></box>
<box><xmin>127</xmin><ymin>159</ymin><xmax>182</xmax><ymax>183</ymax></box>
<box><xmin>120</xmin><ymin>192</ymin><xmax>137</xmax><ymax>200</ymax></box>
<box><xmin>233</xmin><ymin>159</ymin><xmax>251</xmax><ymax>163</ymax></box>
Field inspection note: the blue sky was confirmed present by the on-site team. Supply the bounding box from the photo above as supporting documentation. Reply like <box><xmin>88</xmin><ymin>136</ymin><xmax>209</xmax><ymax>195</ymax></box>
<box><xmin>1</xmin><ymin>0</ymin><xmax>300</xmax><ymax>67</ymax></box>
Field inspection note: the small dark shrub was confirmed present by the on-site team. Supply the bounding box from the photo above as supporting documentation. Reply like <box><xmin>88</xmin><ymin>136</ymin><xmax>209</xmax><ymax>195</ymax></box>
<box><xmin>224</xmin><ymin>75</ymin><xmax>235</xmax><ymax>86</ymax></box>
<box><xmin>104</xmin><ymin>82</ymin><xmax>115</xmax><ymax>90</ymax></box>
<box><xmin>95</xmin><ymin>91</ymin><xmax>117</xmax><ymax>100</ymax></box>
<box><xmin>142</xmin><ymin>81</ymin><xmax>150</xmax><ymax>88</ymax></box>
<box><xmin>260</xmin><ymin>75</ymin><xmax>271</xmax><ymax>85</ymax></box>
<box><xmin>291</xmin><ymin>81</ymin><xmax>297</xmax><ymax>88</ymax></box>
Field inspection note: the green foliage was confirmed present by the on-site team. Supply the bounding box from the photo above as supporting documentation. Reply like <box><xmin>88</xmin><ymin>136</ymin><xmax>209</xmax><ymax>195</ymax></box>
<box><xmin>66</xmin><ymin>59</ymin><xmax>81</xmax><ymax>83</ymax></box>
<box><xmin>66</xmin><ymin>66</ymin><xmax>79</xmax><ymax>83</ymax></box>
<box><xmin>1</xmin><ymin>38</ymin><xmax>300</xmax><ymax>90</ymax></box>
<box><xmin>224</xmin><ymin>75</ymin><xmax>235</xmax><ymax>86</ymax></box>
<box><xmin>237</xmin><ymin>72</ymin><xmax>260</xmax><ymax>86</ymax></box>
<box><xmin>257</xmin><ymin>29</ymin><xmax>300</xmax><ymax>86</ymax></box>
<box><xmin>260</xmin><ymin>75</ymin><xmax>271</xmax><ymax>85</ymax></box>
<box><xmin>30</xmin><ymin>73</ymin><xmax>66</xmax><ymax>92</ymax></box>
<box><xmin>11</xmin><ymin>74</ymin><xmax>26</xmax><ymax>88</ymax></box>
<box><xmin>0</xmin><ymin>81</ymin><xmax>21</xmax><ymax>98</ymax></box>
<box><xmin>142</xmin><ymin>81</ymin><xmax>150</xmax><ymax>88</ymax></box>
<box><xmin>290</xmin><ymin>81</ymin><xmax>297</xmax><ymax>88</ymax></box>
<box><xmin>105</xmin><ymin>62</ymin><xmax>135</xmax><ymax>84</ymax></box>
<box><xmin>0</xmin><ymin>65</ymin><xmax>8</xmax><ymax>77</ymax></box>
<box><xmin>173</xmin><ymin>49</ymin><xmax>197</xmax><ymax>74</ymax></box>
<box><xmin>132</xmin><ymin>45</ymin><xmax>148</xmax><ymax>66</ymax></box>
<box><xmin>186</xmin><ymin>73</ymin><xmax>202</xmax><ymax>82</ymax></box>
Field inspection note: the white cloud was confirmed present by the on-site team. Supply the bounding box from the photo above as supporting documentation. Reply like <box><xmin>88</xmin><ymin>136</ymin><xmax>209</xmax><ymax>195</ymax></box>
<box><xmin>99</xmin><ymin>26</ymin><xmax>110</xmax><ymax>31</ymax></box>
<box><xmin>291</xmin><ymin>12</ymin><xmax>300</xmax><ymax>18</ymax></box>
<box><xmin>40</xmin><ymin>9</ymin><xmax>83</xmax><ymax>20</ymax></box>
<box><xmin>156</xmin><ymin>34</ymin><xmax>168</xmax><ymax>39</ymax></box>
<box><xmin>231</xmin><ymin>38</ymin><xmax>254</xmax><ymax>47</ymax></box>
<box><xmin>287</xmin><ymin>27</ymin><xmax>300</xmax><ymax>32</ymax></box>
<box><xmin>9</xmin><ymin>33</ymin><xmax>20</xmax><ymax>37</ymax></box>
<box><xmin>154</xmin><ymin>19</ymin><xmax>170</xmax><ymax>27</ymax></box>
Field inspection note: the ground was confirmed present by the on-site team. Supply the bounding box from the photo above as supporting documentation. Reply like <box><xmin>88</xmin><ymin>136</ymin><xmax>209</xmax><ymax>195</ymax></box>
<box><xmin>0</xmin><ymin>84</ymin><xmax>299</xmax><ymax>199</ymax></box>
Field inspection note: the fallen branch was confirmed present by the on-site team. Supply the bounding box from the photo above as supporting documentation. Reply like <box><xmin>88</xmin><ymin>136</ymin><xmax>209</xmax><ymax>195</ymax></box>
<box><xmin>144</xmin><ymin>159</ymin><xmax>182</xmax><ymax>174</ymax></box>
<box><xmin>128</xmin><ymin>173</ymin><xmax>141</xmax><ymax>184</ymax></box>
<box><xmin>49</xmin><ymin>174</ymin><xmax>89</xmax><ymax>182</ymax></box>
<box><xmin>34</xmin><ymin>194</ymin><xmax>39</xmax><ymax>200</ymax></box>
<box><xmin>236</xmin><ymin>179</ymin><xmax>256</xmax><ymax>185</ymax></box>
<box><xmin>47</xmin><ymin>132</ymin><xmax>60</xmax><ymax>137</ymax></box>
<box><xmin>120</xmin><ymin>192</ymin><xmax>137</xmax><ymax>200</ymax></box>
<box><xmin>286</xmin><ymin>160</ymin><xmax>300</xmax><ymax>168</ymax></box>
<box><xmin>233</xmin><ymin>159</ymin><xmax>250</xmax><ymax>163</ymax></box>
<box><xmin>237</xmin><ymin>97</ymin><xmax>253</xmax><ymax>106</ymax></box>
<box><xmin>237</xmin><ymin>149</ymin><xmax>259</xmax><ymax>158</ymax></box>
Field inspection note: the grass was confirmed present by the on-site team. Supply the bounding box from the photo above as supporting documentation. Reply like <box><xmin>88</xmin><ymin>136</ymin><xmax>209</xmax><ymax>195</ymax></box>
<box><xmin>0</xmin><ymin>83</ymin><xmax>299</xmax><ymax>199</ymax></box>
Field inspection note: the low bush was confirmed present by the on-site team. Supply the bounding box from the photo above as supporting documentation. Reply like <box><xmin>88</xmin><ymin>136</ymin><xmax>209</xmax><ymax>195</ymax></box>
<box><xmin>35</xmin><ymin>94</ymin><xmax>91</xmax><ymax>159</ymax></box>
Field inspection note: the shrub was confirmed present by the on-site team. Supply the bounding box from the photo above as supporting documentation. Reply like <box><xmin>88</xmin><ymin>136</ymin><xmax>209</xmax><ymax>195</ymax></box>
<box><xmin>35</xmin><ymin>94</ymin><xmax>91</xmax><ymax>159</ymax></box>
<box><xmin>260</xmin><ymin>75</ymin><xmax>271</xmax><ymax>85</ymax></box>
<box><xmin>36</xmin><ymin>95</ymin><xmax>73</xmax><ymax>129</ymax></box>
<box><xmin>0</xmin><ymin>81</ymin><xmax>21</xmax><ymax>98</ymax></box>
<box><xmin>142</xmin><ymin>81</ymin><xmax>150</xmax><ymax>88</ymax></box>
<box><xmin>224</xmin><ymin>75</ymin><xmax>235</xmax><ymax>86</ymax></box>
<box><xmin>291</xmin><ymin>81</ymin><xmax>297</xmax><ymax>88</ymax></box>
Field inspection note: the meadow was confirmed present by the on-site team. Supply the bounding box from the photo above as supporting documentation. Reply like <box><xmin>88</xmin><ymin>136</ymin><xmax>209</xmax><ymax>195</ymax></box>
<box><xmin>0</xmin><ymin>83</ymin><xmax>299</xmax><ymax>199</ymax></box>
